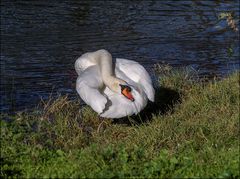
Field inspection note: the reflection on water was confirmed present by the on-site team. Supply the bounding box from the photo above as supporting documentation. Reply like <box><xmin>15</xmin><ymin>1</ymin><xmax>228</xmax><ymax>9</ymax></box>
<box><xmin>1</xmin><ymin>0</ymin><xmax>239</xmax><ymax>112</ymax></box>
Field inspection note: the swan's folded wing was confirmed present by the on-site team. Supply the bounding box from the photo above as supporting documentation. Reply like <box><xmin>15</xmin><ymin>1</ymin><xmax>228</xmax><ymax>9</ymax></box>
<box><xmin>100</xmin><ymin>87</ymin><xmax>144</xmax><ymax>118</ymax></box>
<box><xmin>116</xmin><ymin>58</ymin><xmax>155</xmax><ymax>102</ymax></box>
<box><xmin>76</xmin><ymin>66</ymin><xmax>107</xmax><ymax>114</ymax></box>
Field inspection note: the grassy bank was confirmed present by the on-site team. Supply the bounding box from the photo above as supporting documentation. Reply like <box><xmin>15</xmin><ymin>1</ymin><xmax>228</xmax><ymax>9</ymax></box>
<box><xmin>1</xmin><ymin>69</ymin><xmax>239</xmax><ymax>178</ymax></box>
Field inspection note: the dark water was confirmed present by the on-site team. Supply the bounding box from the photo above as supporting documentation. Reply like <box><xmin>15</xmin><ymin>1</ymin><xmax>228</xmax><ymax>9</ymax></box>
<box><xmin>1</xmin><ymin>0</ymin><xmax>239</xmax><ymax>112</ymax></box>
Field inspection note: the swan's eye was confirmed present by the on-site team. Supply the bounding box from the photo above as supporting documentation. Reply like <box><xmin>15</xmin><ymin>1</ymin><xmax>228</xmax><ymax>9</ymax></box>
<box><xmin>125</xmin><ymin>86</ymin><xmax>131</xmax><ymax>92</ymax></box>
<box><xmin>119</xmin><ymin>84</ymin><xmax>134</xmax><ymax>102</ymax></box>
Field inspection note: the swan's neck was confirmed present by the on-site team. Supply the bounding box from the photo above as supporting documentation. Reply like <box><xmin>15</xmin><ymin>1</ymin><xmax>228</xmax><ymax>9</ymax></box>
<box><xmin>94</xmin><ymin>50</ymin><xmax>123</xmax><ymax>92</ymax></box>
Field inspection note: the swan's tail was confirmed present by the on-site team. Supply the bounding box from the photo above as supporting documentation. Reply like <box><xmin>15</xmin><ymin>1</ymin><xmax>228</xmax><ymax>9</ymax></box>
<box><xmin>74</xmin><ymin>57</ymin><xmax>91</xmax><ymax>75</ymax></box>
<box><xmin>74</xmin><ymin>57</ymin><xmax>83</xmax><ymax>75</ymax></box>
<box><xmin>75</xmin><ymin>52</ymin><xmax>97</xmax><ymax>75</ymax></box>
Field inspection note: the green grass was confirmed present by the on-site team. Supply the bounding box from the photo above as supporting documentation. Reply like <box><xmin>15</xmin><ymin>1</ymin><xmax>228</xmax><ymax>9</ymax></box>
<box><xmin>1</xmin><ymin>68</ymin><xmax>239</xmax><ymax>178</ymax></box>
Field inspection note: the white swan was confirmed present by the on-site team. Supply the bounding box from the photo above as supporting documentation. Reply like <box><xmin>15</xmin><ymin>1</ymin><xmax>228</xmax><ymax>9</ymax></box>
<box><xmin>75</xmin><ymin>49</ymin><xmax>155</xmax><ymax>118</ymax></box>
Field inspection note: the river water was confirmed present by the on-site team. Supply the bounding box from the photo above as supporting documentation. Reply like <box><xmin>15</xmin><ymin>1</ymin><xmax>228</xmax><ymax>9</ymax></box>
<box><xmin>1</xmin><ymin>0</ymin><xmax>239</xmax><ymax>112</ymax></box>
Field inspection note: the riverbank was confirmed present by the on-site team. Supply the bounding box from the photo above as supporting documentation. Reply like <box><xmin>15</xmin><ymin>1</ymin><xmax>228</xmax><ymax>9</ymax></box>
<box><xmin>1</xmin><ymin>70</ymin><xmax>239</xmax><ymax>178</ymax></box>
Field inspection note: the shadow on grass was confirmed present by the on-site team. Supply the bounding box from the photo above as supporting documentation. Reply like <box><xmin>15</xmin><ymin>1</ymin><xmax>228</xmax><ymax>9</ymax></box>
<box><xmin>0</xmin><ymin>157</ymin><xmax>22</xmax><ymax>178</ymax></box>
<box><xmin>112</xmin><ymin>87</ymin><xmax>181</xmax><ymax>125</ymax></box>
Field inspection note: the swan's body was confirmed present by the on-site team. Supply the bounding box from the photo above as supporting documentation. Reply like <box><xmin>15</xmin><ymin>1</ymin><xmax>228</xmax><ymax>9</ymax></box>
<box><xmin>75</xmin><ymin>49</ymin><xmax>155</xmax><ymax>118</ymax></box>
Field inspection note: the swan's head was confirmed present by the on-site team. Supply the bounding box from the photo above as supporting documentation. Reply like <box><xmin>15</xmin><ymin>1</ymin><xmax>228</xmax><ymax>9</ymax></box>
<box><xmin>119</xmin><ymin>84</ymin><xmax>135</xmax><ymax>102</ymax></box>
<box><xmin>110</xmin><ymin>78</ymin><xmax>135</xmax><ymax>102</ymax></box>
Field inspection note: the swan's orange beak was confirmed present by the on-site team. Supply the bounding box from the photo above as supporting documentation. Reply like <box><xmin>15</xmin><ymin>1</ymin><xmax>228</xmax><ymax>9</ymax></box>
<box><xmin>121</xmin><ymin>87</ymin><xmax>135</xmax><ymax>102</ymax></box>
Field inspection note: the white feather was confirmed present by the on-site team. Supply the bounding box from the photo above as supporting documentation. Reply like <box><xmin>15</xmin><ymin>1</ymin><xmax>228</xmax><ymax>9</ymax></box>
<box><xmin>75</xmin><ymin>50</ymin><xmax>155</xmax><ymax>118</ymax></box>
